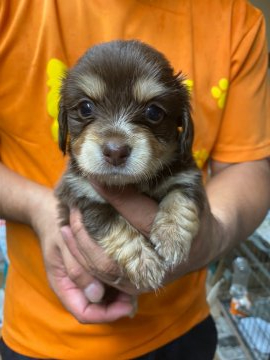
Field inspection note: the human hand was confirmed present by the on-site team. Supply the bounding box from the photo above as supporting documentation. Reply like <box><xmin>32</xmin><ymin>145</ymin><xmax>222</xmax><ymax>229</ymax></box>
<box><xmin>29</xmin><ymin>187</ymin><xmax>135</xmax><ymax>323</ymax></box>
<box><xmin>63</xmin><ymin>208</ymin><xmax>145</xmax><ymax>295</ymax></box>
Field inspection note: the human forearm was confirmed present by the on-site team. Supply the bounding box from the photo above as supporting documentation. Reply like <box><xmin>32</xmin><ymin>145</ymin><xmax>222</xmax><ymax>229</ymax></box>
<box><xmin>205</xmin><ymin>159</ymin><xmax>270</xmax><ymax>260</ymax></box>
<box><xmin>0</xmin><ymin>162</ymin><xmax>53</xmax><ymax>227</ymax></box>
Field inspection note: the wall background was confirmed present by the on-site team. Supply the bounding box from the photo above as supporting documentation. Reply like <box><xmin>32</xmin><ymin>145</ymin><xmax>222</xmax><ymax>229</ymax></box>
<box><xmin>250</xmin><ymin>0</ymin><xmax>270</xmax><ymax>50</ymax></box>
<box><xmin>250</xmin><ymin>0</ymin><xmax>269</xmax><ymax>73</ymax></box>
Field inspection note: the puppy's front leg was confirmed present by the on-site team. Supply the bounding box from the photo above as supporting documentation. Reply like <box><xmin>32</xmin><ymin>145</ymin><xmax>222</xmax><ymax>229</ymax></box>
<box><xmin>150</xmin><ymin>189</ymin><xmax>201</xmax><ymax>268</ymax></box>
<box><xmin>98</xmin><ymin>217</ymin><xmax>166</xmax><ymax>289</ymax></box>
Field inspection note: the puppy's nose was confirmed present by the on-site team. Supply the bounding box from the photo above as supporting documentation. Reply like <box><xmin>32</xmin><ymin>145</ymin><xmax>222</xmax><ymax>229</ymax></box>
<box><xmin>102</xmin><ymin>140</ymin><xmax>131</xmax><ymax>166</ymax></box>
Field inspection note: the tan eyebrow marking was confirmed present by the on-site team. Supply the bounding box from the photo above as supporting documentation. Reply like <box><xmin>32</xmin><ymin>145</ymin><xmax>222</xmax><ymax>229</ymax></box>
<box><xmin>75</xmin><ymin>73</ymin><xmax>106</xmax><ymax>100</ymax></box>
<box><xmin>133</xmin><ymin>77</ymin><xmax>166</xmax><ymax>102</ymax></box>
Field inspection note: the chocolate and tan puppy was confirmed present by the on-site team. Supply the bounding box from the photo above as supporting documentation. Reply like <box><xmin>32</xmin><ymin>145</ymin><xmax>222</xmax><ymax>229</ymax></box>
<box><xmin>55</xmin><ymin>40</ymin><xmax>205</xmax><ymax>290</ymax></box>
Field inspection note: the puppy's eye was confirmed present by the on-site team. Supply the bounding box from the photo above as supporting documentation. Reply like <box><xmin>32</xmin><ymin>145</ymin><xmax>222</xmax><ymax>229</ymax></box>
<box><xmin>145</xmin><ymin>105</ymin><xmax>165</xmax><ymax>123</ymax></box>
<box><xmin>78</xmin><ymin>101</ymin><xmax>93</xmax><ymax>118</ymax></box>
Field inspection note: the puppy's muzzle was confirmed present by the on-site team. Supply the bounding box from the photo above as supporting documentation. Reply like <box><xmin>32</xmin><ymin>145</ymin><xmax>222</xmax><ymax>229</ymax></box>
<box><xmin>102</xmin><ymin>139</ymin><xmax>132</xmax><ymax>166</ymax></box>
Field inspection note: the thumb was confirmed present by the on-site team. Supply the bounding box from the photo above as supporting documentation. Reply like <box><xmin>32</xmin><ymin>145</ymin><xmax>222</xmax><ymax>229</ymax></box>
<box><xmin>84</xmin><ymin>280</ymin><xmax>106</xmax><ymax>303</ymax></box>
<box><xmin>60</xmin><ymin>227</ymin><xmax>106</xmax><ymax>303</ymax></box>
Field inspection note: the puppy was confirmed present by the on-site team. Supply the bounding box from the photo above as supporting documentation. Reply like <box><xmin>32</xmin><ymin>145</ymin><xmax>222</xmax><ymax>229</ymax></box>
<box><xmin>55</xmin><ymin>40</ymin><xmax>205</xmax><ymax>290</ymax></box>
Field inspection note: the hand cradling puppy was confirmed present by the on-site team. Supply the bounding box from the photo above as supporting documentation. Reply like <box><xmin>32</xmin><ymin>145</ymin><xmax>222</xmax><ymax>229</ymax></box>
<box><xmin>55</xmin><ymin>40</ymin><xmax>205</xmax><ymax>290</ymax></box>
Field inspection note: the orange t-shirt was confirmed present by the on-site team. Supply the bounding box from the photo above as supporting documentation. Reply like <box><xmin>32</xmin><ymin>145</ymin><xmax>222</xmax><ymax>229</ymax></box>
<box><xmin>0</xmin><ymin>1</ymin><xmax>269</xmax><ymax>359</ymax></box>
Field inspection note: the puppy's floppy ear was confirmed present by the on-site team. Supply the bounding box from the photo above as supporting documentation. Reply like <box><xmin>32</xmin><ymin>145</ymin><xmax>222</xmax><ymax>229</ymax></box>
<box><xmin>178</xmin><ymin>106</ymin><xmax>194</xmax><ymax>156</ymax></box>
<box><xmin>58</xmin><ymin>99</ymin><xmax>69</xmax><ymax>155</ymax></box>
<box><xmin>174</xmin><ymin>74</ymin><xmax>194</xmax><ymax>156</ymax></box>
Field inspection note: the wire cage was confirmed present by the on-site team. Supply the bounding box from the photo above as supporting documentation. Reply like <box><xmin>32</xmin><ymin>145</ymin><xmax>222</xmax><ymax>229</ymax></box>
<box><xmin>217</xmin><ymin>214</ymin><xmax>270</xmax><ymax>360</ymax></box>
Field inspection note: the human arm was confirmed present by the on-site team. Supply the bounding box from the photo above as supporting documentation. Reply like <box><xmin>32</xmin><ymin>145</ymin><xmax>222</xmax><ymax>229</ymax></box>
<box><xmin>182</xmin><ymin>158</ymin><xmax>270</xmax><ymax>276</ymax></box>
<box><xmin>0</xmin><ymin>162</ymin><xmax>135</xmax><ymax>323</ymax></box>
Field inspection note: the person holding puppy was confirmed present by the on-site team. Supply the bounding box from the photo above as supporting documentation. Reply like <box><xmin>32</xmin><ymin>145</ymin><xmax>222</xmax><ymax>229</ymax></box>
<box><xmin>0</xmin><ymin>1</ymin><xmax>270</xmax><ymax>359</ymax></box>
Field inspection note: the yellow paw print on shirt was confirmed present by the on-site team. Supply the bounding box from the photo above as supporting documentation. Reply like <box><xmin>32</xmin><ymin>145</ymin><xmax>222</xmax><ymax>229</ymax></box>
<box><xmin>46</xmin><ymin>59</ymin><xmax>68</xmax><ymax>142</ymax></box>
<box><xmin>183</xmin><ymin>79</ymin><xmax>194</xmax><ymax>94</ymax></box>
<box><xmin>211</xmin><ymin>78</ymin><xmax>229</xmax><ymax>109</ymax></box>
<box><xmin>193</xmin><ymin>149</ymin><xmax>209</xmax><ymax>169</ymax></box>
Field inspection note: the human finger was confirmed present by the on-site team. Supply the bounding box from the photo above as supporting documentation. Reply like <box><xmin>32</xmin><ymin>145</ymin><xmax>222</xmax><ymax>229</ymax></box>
<box><xmin>90</xmin><ymin>182</ymin><xmax>158</xmax><ymax>238</ymax></box>
<box><xmin>68</xmin><ymin>209</ymin><xmax>121</xmax><ymax>276</ymax></box>
<box><xmin>66</xmin><ymin>212</ymin><xmax>143</xmax><ymax>294</ymax></box>
<box><xmin>59</xmin><ymin>233</ymin><xmax>106</xmax><ymax>303</ymax></box>
<box><xmin>50</xmin><ymin>260</ymin><xmax>134</xmax><ymax>323</ymax></box>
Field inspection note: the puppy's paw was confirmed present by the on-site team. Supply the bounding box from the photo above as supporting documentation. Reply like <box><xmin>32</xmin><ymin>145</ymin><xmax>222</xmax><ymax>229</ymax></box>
<box><xmin>150</xmin><ymin>191</ymin><xmax>200</xmax><ymax>268</ymax></box>
<box><xmin>100</xmin><ymin>219</ymin><xmax>166</xmax><ymax>290</ymax></box>
<box><xmin>123</xmin><ymin>237</ymin><xmax>166</xmax><ymax>290</ymax></box>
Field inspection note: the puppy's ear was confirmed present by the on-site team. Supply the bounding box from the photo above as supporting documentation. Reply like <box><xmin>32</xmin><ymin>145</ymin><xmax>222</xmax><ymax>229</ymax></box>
<box><xmin>178</xmin><ymin>106</ymin><xmax>194</xmax><ymax>156</ymax></box>
<box><xmin>58</xmin><ymin>99</ymin><xmax>68</xmax><ymax>155</ymax></box>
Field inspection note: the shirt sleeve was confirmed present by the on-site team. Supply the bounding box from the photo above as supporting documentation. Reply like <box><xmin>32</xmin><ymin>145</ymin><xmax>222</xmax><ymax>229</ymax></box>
<box><xmin>211</xmin><ymin>1</ymin><xmax>270</xmax><ymax>163</ymax></box>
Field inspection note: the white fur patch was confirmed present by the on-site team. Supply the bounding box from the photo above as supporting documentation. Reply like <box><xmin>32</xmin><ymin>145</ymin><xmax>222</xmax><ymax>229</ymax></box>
<box><xmin>76</xmin><ymin>73</ymin><xmax>106</xmax><ymax>100</ymax></box>
<box><xmin>133</xmin><ymin>77</ymin><xmax>166</xmax><ymax>102</ymax></box>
